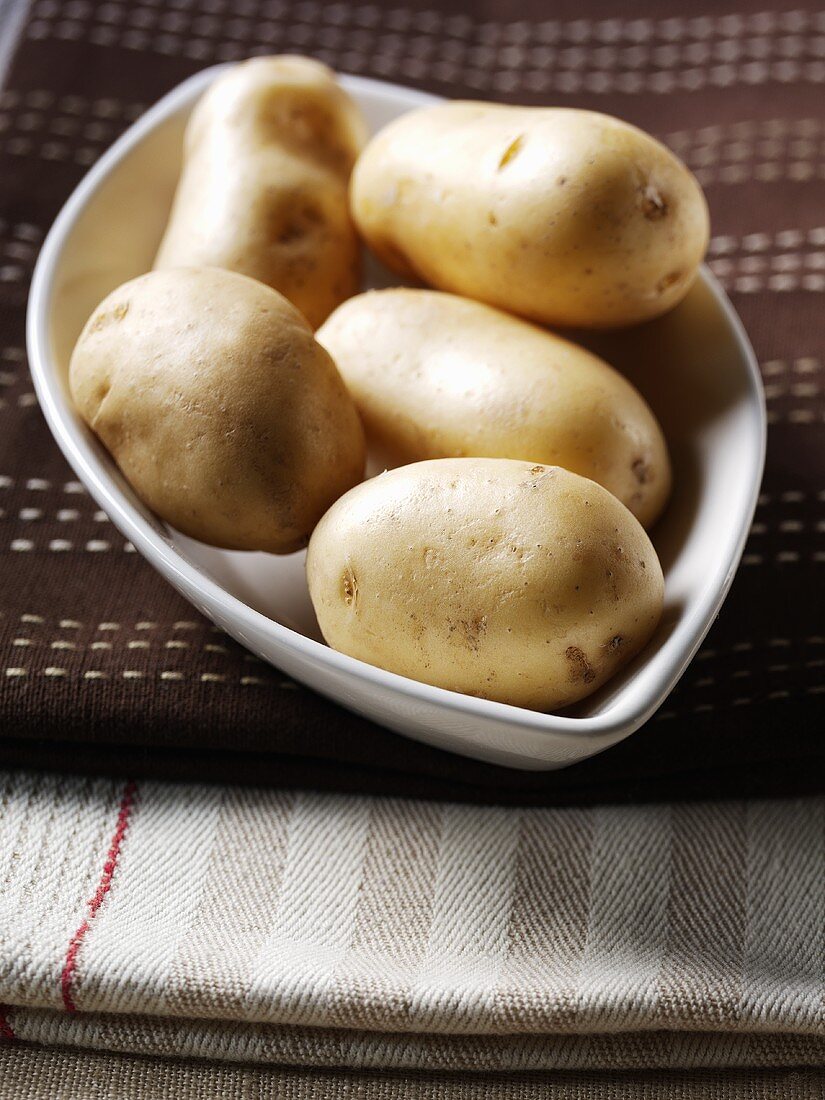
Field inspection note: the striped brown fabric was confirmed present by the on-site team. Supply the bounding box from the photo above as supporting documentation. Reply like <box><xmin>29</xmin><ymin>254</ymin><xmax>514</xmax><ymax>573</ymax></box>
<box><xmin>0</xmin><ymin>771</ymin><xmax>823</xmax><ymax>1076</ymax></box>
<box><xmin>0</xmin><ymin>0</ymin><xmax>823</xmax><ymax>805</ymax></box>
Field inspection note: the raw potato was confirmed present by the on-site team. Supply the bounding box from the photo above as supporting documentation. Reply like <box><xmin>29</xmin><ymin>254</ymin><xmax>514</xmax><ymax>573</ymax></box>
<box><xmin>70</xmin><ymin>268</ymin><xmax>365</xmax><ymax>553</ymax></box>
<box><xmin>307</xmin><ymin>459</ymin><xmax>664</xmax><ymax>711</ymax></box>
<box><xmin>318</xmin><ymin>289</ymin><xmax>671</xmax><ymax>528</ymax></box>
<box><xmin>154</xmin><ymin>56</ymin><xmax>368</xmax><ymax>328</ymax></box>
<box><xmin>351</xmin><ymin>103</ymin><xmax>710</xmax><ymax>329</ymax></box>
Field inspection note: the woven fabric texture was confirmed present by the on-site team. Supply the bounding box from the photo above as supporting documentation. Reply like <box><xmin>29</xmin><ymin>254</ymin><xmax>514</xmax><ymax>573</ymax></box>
<box><xmin>0</xmin><ymin>771</ymin><xmax>823</xmax><ymax>1075</ymax></box>
<box><xmin>1</xmin><ymin>1045</ymin><xmax>824</xmax><ymax>1100</ymax></box>
<box><xmin>0</xmin><ymin>0</ymin><xmax>823</xmax><ymax>804</ymax></box>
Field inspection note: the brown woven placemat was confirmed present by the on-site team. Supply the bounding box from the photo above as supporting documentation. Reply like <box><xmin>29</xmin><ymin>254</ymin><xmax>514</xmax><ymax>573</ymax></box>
<box><xmin>0</xmin><ymin>0</ymin><xmax>822</xmax><ymax>803</ymax></box>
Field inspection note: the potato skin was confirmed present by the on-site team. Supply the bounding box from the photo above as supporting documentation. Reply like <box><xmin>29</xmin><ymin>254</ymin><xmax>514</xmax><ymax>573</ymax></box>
<box><xmin>70</xmin><ymin>268</ymin><xmax>365</xmax><ymax>553</ymax></box>
<box><xmin>318</xmin><ymin>289</ymin><xmax>671</xmax><ymax>528</ymax></box>
<box><xmin>154</xmin><ymin>56</ymin><xmax>368</xmax><ymax>328</ymax></box>
<box><xmin>351</xmin><ymin>103</ymin><xmax>709</xmax><ymax>329</ymax></box>
<box><xmin>307</xmin><ymin>459</ymin><xmax>664</xmax><ymax>711</ymax></box>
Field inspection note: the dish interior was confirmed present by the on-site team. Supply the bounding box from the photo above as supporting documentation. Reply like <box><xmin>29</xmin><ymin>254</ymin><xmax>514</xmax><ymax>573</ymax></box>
<box><xmin>33</xmin><ymin>69</ymin><xmax>765</xmax><ymax>757</ymax></box>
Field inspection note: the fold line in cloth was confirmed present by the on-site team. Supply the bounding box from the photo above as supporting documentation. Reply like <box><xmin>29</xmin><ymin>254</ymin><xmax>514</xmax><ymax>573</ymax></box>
<box><xmin>6</xmin><ymin>1006</ymin><xmax>825</xmax><ymax>1074</ymax></box>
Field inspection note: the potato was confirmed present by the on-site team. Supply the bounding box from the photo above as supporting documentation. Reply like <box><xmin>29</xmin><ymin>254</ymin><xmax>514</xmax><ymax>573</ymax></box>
<box><xmin>318</xmin><ymin>289</ymin><xmax>671</xmax><ymax>528</ymax></box>
<box><xmin>70</xmin><ymin>267</ymin><xmax>365</xmax><ymax>553</ymax></box>
<box><xmin>307</xmin><ymin>459</ymin><xmax>664</xmax><ymax>711</ymax></box>
<box><xmin>154</xmin><ymin>56</ymin><xmax>368</xmax><ymax>328</ymax></box>
<box><xmin>350</xmin><ymin>103</ymin><xmax>709</xmax><ymax>329</ymax></box>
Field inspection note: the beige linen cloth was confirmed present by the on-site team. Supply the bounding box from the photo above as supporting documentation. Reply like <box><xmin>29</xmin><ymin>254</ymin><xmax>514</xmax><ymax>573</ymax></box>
<box><xmin>1</xmin><ymin>770</ymin><xmax>823</xmax><ymax>1090</ymax></box>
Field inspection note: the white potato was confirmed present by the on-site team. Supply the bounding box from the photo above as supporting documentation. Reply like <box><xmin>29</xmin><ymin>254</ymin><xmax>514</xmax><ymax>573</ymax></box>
<box><xmin>351</xmin><ymin>102</ymin><xmax>709</xmax><ymax>328</ymax></box>
<box><xmin>318</xmin><ymin>289</ymin><xmax>671</xmax><ymax>527</ymax></box>
<box><xmin>70</xmin><ymin>267</ymin><xmax>365</xmax><ymax>553</ymax></box>
<box><xmin>155</xmin><ymin>56</ymin><xmax>368</xmax><ymax>328</ymax></box>
<box><xmin>307</xmin><ymin>459</ymin><xmax>664</xmax><ymax>711</ymax></box>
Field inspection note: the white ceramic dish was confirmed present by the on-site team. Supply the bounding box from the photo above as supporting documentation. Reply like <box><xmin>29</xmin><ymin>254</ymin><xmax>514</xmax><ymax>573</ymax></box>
<box><xmin>27</xmin><ymin>66</ymin><xmax>766</xmax><ymax>771</ymax></box>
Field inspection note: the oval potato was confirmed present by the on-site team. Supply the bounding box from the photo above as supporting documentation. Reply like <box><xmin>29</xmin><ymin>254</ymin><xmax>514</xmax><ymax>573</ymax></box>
<box><xmin>318</xmin><ymin>289</ymin><xmax>671</xmax><ymax>528</ymax></box>
<box><xmin>351</xmin><ymin>103</ymin><xmax>709</xmax><ymax>329</ymax></box>
<box><xmin>70</xmin><ymin>267</ymin><xmax>365</xmax><ymax>553</ymax></box>
<box><xmin>155</xmin><ymin>56</ymin><xmax>368</xmax><ymax>328</ymax></box>
<box><xmin>307</xmin><ymin>459</ymin><xmax>664</xmax><ymax>711</ymax></box>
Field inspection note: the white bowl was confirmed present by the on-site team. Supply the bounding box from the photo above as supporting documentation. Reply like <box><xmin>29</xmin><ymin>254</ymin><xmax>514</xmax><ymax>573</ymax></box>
<box><xmin>27</xmin><ymin>66</ymin><xmax>766</xmax><ymax>771</ymax></box>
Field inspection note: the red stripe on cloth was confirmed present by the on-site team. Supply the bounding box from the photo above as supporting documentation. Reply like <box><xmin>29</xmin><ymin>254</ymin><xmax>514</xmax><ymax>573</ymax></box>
<box><xmin>0</xmin><ymin>1005</ymin><xmax>15</xmax><ymax>1042</ymax></box>
<box><xmin>60</xmin><ymin>780</ymin><xmax>138</xmax><ymax>1015</ymax></box>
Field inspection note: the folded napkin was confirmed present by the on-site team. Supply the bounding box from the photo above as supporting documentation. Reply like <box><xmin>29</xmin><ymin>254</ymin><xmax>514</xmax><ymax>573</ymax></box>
<box><xmin>0</xmin><ymin>0</ymin><xmax>824</xmax><ymax>806</ymax></box>
<box><xmin>1</xmin><ymin>770</ymin><xmax>824</xmax><ymax>1083</ymax></box>
<box><xmin>1</xmin><ymin>1047</ymin><xmax>820</xmax><ymax>1100</ymax></box>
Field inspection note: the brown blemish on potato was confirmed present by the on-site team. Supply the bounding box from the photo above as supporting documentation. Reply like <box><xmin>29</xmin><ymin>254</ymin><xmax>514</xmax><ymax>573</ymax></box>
<box><xmin>605</xmin><ymin>567</ymin><xmax>621</xmax><ymax>603</ymax></box>
<box><xmin>606</xmin><ymin>634</ymin><xmax>623</xmax><ymax>652</ymax></box>
<box><xmin>341</xmin><ymin>567</ymin><xmax>358</xmax><ymax>608</ymax></box>
<box><xmin>498</xmin><ymin>133</ymin><xmax>525</xmax><ymax>171</ymax></box>
<box><xmin>89</xmin><ymin>301</ymin><xmax>129</xmax><ymax>333</ymax></box>
<box><xmin>632</xmin><ymin>458</ymin><xmax>652</xmax><ymax>485</ymax></box>
<box><xmin>459</xmin><ymin>614</ymin><xmax>488</xmax><ymax>652</ymax></box>
<box><xmin>657</xmin><ymin>270</ymin><xmax>683</xmax><ymax>293</ymax></box>
<box><xmin>641</xmin><ymin>185</ymin><xmax>668</xmax><ymax>220</ymax></box>
<box><xmin>423</xmin><ymin>547</ymin><xmax>443</xmax><ymax>569</ymax></box>
<box><xmin>488</xmin><ymin>211</ymin><xmax>498</xmax><ymax>226</ymax></box>
<box><xmin>259</xmin><ymin>99</ymin><xmax>355</xmax><ymax>175</ymax></box>
<box><xmin>566</xmin><ymin>645</ymin><xmax>596</xmax><ymax>683</ymax></box>
<box><xmin>275</xmin><ymin>223</ymin><xmax>306</xmax><ymax>245</ymax></box>
<box><xmin>524</xmin><ymin>465</ymin><xmax>554</xmax><ymax>491</ymax></box>
<box><xmin>273</xmin><ymin>202</ymin><xmax>323</xmax><ymax>245</ymax></box>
